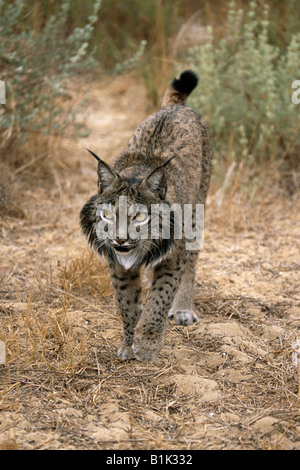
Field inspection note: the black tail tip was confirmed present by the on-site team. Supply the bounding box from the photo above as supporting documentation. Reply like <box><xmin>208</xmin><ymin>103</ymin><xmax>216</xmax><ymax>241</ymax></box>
<box><xmin>171</xmin><ymin>70</ymin><xmax>199</xmax><ymax>95</ymax></box>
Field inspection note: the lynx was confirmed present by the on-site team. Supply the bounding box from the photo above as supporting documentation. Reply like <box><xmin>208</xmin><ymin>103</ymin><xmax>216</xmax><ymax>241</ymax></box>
<box><xmin>80</xmin><ymin>70</ymin><xmax>212</xmax><ymax>361</ymax></box>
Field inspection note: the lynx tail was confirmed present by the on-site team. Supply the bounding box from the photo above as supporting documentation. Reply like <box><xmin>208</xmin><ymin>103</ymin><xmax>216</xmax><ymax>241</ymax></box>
<box><xmin>161</xmin><ymin>70</ymin><xmax>199</xmax><ymax>107</ymax></box>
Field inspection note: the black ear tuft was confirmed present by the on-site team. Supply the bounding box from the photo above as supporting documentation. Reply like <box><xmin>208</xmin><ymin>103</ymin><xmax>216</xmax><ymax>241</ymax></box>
<box><xmin>86</xmin><ymin>148</ymin><xmax>101</xmax><ymax>161</ymax></box>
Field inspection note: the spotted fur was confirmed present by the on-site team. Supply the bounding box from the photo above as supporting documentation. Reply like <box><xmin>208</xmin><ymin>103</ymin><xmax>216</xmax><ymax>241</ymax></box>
<box><xmin>80</xmin><ymin>70</ymin><xmax>212</xmax><ymax>361</ymax></box>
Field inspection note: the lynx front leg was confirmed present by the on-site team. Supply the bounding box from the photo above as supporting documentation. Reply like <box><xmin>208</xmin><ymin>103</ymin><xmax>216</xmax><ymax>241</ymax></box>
<box><xmin>108</xmin><ymin>262</ymin><xmax>142</xmax><ymax>360</ymax></box>
<box><xmin>133</xmin><ymin>255</ymin><xmax>184</xmax><ymax>361</ymax></box>
<box><xmin>168</xmin><ymin>251</ymin><xmax>199</xmax><ymax>325</ymax></box>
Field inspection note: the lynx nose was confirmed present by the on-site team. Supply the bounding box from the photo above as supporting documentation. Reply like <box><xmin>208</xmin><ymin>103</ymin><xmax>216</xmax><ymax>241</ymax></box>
<box><xmin>116</xmin><ymin>238</ymin><xmax>127</xmax><ymax>245</ymax></box>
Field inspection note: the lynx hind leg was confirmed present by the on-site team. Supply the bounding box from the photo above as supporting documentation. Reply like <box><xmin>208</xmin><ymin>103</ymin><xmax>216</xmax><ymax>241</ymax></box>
<box><xmin>168</xmin><ymin>252</ymin><xmax>199</xmax><ymax>326</ymax></box>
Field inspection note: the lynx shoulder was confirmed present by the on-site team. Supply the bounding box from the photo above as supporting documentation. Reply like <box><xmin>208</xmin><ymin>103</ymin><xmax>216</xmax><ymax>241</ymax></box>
<box><xmin>80</xmin><ymin>70</ymin><xmax>212</xmax><ymax>361</ymax></box>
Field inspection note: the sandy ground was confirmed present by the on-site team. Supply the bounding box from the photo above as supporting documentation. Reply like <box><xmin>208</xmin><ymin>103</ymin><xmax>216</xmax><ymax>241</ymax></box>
<box><xmin>0</xmin><ymin>73</ymin><xmax>300</xmax><ymax>450</ymax></box>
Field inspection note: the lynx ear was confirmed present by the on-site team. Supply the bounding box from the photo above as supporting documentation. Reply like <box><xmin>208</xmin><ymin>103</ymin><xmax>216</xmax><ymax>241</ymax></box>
<box><xmin>141</xmin><ymin>167</ymin><xmax>167</xmax><ymax>197</ymax></box>
<box><xmin>86</xmin><ymin>149</ymin><xmax>119</xmax><ymax>192</ymax></box>
<box><xmin>139</xmin><ymin>156</ymin><xmax>175</xmax><ymax>198</ymax></box>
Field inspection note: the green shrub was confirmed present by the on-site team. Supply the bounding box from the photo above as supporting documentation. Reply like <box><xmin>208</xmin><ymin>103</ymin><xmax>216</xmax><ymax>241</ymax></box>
<box><xmin>188</xmin><ymin>0</ymin><xmax>300</xmax><ymax>164</ymax></box>
<box><xmin>0</xmin><ymin>0</ymin><xmax>101</xmax><ymax>160</ymax></box>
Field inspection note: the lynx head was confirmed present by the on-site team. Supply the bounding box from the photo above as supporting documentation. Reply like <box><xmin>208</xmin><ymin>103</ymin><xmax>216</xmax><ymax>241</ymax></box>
<box><xmin>79</xmin><ymin>150</ymin><xmax>176</xmax><ymax>270</ymax></box>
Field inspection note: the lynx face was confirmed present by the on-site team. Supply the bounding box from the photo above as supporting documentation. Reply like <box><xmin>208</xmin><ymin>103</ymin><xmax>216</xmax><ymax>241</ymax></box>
<box><xmin>80</xmin><ymin>158</ymin><xmax>175</xmax><ymax>270</ymax></box>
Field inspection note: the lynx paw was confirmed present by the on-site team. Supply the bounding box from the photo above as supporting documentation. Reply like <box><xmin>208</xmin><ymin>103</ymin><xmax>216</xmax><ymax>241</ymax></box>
<box><xmin>132</xmin><ymin>341</ymin><xmax>161</xmax><ymax>362</ymax></box>
<box><xmin>168</xmin><ymin>310</ymin><xmax>198</xmax><ymax>326</ymax></box>
<box><xmin>117</xmin><ymin>344</ymin><xmax>135</xmax><ymax>361</ymax></box>
<box><xmin>132</xmin><ymin>332</ymin><xmax>164</xmax><ymax>362</ymax></box>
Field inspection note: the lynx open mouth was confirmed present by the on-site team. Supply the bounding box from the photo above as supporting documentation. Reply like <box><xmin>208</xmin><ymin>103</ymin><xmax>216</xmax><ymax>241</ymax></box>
<box><xmin>114</xmin><ymin>244</ymin><xmax>136</xmax><ymax>253</ymax></box>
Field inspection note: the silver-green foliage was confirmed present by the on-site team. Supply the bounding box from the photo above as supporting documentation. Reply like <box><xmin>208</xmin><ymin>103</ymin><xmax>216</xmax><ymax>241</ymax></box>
<box><xmin>188</xmin><ymin>1</ymin><xmax>300</xmax><ymax>162</ymax></box>
<box><xmin>115</xmin><ymin>40</ymin><xmax>147</xmax><ymax>75</ymax></box>
<box><xmin>0</xmin><ymin>0</ymin><xmax>102</xmax><ymax>151</ymax></box>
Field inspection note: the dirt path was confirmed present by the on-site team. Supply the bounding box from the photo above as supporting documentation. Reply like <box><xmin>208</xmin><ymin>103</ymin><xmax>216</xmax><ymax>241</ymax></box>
<box><xmin>0</xmin><ymin>74</ymin><xmax>300</xmax><ymax>450</ymax></box>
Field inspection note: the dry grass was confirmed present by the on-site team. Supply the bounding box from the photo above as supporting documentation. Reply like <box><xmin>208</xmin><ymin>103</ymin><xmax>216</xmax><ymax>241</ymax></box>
<box><xmin>1</xmin><ymin>74</ymin><xmax>300</xmax><ymax>450</ymax></box>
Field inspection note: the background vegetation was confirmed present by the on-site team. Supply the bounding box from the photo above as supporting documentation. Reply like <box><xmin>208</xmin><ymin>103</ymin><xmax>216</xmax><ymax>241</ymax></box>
<box><xmin>0</xmin><ymin>0</ymin><xmax>299</xmax><ymax>204</ymax></box>
<box><xmin>188</xmin><ymin>1</ymin><xmax>300</xmax><ymax>168</ymax></box>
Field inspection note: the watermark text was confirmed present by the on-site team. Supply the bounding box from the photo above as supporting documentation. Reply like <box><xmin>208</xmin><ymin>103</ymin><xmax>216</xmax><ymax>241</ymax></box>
<box><xmin>95</xmin><ymin>196</ymin><xmax>205</xmax><ymax>251</ymax></box>
<box><xmin>291</xmin><ymin>80</ymin><xmax>300</xmax><ymax>104</ymax></box>
<box><xmin>0</xmin><ymin>80</ymin><xmax>5</xmax><ymax>104</ymax></box>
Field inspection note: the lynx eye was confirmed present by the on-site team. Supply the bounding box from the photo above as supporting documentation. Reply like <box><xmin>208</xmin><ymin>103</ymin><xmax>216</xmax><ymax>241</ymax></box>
<box><xmin>102</xmin><ymin>209</ymin><xmax>114</xmax><ymax>220</ymax></box>
<box><xmin>135</xmin><ymin>211</ymin><xmax>148</xmax><ymax>223</ymax></box>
